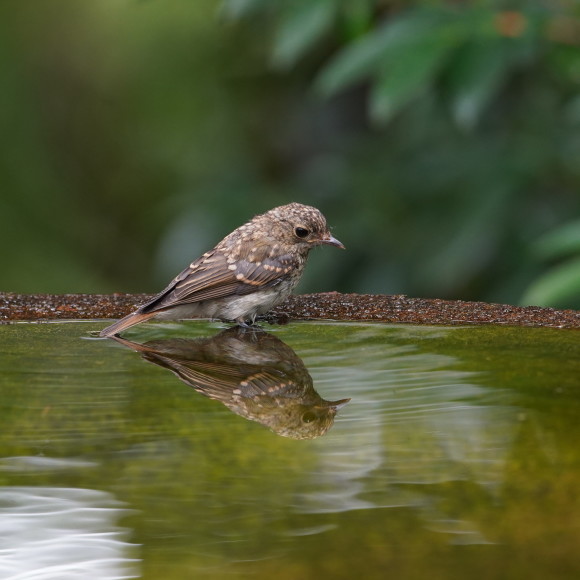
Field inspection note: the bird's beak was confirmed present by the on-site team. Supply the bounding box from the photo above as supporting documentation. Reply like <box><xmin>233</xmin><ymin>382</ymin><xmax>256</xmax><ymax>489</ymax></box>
<box><xmin>313</xmin><ymin>398</ymin><xmax>351</xmax><ymax>414</ymax></box>
<box><xmin>321</xmin><ymin>234</ymin><xmax>345</xmax><ymax>249</ymax></box>
<box><xmin>329</xmin><ymin>398</ymin><xmax>351</xmax><ymax>410</ymax></box>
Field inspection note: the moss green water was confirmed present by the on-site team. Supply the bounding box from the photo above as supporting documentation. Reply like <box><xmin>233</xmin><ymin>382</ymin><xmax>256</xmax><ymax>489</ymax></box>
<box><xmin>0</xmin><ymin>321</ymin><xmax>579</xmax><ymax>579</ymax></box>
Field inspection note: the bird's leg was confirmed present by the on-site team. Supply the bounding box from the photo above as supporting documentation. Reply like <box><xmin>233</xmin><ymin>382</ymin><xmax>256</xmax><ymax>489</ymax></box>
<box><xmin>235</xmin><ymin>314</ymin><xmax>262</xmax><ymax>329</ymax></box>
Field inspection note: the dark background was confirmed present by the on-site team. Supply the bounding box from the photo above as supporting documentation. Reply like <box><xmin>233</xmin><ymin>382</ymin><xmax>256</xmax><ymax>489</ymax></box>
<box><xmin>2</xmin><ymin>0</ymin><xmax>580</xmax><ymax>308</ymax></box>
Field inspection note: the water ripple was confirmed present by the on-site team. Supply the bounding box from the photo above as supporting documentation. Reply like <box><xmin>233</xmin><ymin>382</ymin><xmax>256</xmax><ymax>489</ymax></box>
<box><xmin>0</xmin><ymin>487</ymin><xmax>139</xmax><ymax>580</ymax></box>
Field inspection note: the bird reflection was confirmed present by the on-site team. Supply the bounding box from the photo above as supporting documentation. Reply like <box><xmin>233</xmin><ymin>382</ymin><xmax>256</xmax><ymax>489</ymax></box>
<box><xmin>112</xmin><ymin>327</ymin><xmax>350</xmax><ymax>439</ymax></box>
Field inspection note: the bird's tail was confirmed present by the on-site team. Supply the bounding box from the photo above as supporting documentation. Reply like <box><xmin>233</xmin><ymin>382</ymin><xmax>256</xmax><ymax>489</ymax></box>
<box><xmin>99</xmin><ymin>310</ymin><xmax>156</xmax><ymax>338</ymax></box>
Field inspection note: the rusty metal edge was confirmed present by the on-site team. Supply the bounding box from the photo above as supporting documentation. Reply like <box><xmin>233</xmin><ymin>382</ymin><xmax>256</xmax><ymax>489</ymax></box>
<box><xmin>1</xmin><ymin>292</ymin><xmax>579</xmax><ymax>329</ymax></box>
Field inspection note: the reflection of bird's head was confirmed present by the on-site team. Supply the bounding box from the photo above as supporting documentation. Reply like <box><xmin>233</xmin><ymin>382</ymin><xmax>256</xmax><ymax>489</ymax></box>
<box><xmin>269</xmin><ymin>398</ymin><xmax>351</xmax><ymax>440</ymax></box>
<box><xmin>113</xmin><ymin>326</ymin><xmax>350</xmax><ymax>439</ymax></box>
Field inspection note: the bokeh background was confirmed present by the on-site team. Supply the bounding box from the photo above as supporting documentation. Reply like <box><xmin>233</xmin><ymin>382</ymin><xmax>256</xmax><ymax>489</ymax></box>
<box><xmin>2</xmin><ymin>0</ymin><xmax>580</xmax><ymax>308</ymax></box>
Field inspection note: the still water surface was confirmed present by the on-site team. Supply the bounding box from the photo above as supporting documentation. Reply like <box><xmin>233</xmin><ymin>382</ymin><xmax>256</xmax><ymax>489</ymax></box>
<box><xmin>1</xmin><ymin>321</ymin><xmax>579</xmax><ymax>579</ymax></box>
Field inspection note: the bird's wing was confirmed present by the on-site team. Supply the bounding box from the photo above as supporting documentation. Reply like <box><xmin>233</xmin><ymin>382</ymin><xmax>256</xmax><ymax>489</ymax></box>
<box><xmin>141</xmin><ymin>244</ymin><xmax>299</xmax><ymax>313</ymax></box>
<box><xmin>166</xmin><ymin>361</ymin><xmax>288</xmax><ymax>400</ymax></box>
<box><xmin>141</xmin><ymin>351</ymin><xmax>287</xmax><ymax>401</ymax></box>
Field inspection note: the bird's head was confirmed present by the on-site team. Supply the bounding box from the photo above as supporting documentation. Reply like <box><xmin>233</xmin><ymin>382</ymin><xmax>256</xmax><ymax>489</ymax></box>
<box><xmin>266</xmin><ymin>203</ymin><xmax>345</xmax><ymax>250</ymax></box>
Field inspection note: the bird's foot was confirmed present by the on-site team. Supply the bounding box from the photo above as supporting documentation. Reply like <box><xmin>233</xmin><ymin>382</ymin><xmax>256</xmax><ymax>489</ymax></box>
<box><xmin>235</xmin><ymin>316</ymin><xmax>263</xmax><ymax>330</ymax></box>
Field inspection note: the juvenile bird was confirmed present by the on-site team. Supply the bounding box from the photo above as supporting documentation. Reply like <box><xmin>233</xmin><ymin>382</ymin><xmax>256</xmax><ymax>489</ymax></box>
<box><xmin>100</xmin><ymin>203</ymin><xmax>344</xmax><ymax>337</ymax></box>
<box><xmin>112</xmin><ymin>327</ymin><xmax>351</xmax><ymax>439</ymax></box>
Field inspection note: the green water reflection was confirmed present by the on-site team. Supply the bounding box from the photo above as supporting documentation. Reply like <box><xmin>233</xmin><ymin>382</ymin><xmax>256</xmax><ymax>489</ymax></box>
<box><xmin>0</xmin><ymin>321</ymin><xmax>579</xmax><ymax>579</ymax></box>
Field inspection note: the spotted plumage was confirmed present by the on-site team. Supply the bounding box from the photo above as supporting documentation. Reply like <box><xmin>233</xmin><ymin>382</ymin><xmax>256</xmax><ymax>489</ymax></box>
<box><xmin>112</xmin><ymin>327</ymin><xmax>350</xmax><ymax>439</ymax></box>
<box><xmin>100</xmin><ymin>203</ymin><xmax>344</xmax><ymax>337</ymax></box>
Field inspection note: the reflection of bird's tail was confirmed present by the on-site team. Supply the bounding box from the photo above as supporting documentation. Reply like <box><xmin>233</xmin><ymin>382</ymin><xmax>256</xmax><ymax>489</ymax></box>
<box><xmin>99</xmin><ymin>310</ymin><xmax>156</xmax><ymax>337</ymax></box>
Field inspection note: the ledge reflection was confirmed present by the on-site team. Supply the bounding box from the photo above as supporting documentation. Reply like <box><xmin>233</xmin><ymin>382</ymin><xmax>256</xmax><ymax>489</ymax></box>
<box><xmin>114</xmin><ymin>327</ymin><xmax>350</xmax><ymax>439</ymax></box>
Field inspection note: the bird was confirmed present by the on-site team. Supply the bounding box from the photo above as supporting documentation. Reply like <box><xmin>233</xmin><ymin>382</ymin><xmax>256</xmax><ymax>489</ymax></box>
<box><xmin>112</xmin><ymin>326</ymin><xmax>351</xmax><ymax>439</ymax></box>
<box><xmin>100</xmin><ymin>203</ymin><xmax>344</xmax><ymax>337</ymax></box>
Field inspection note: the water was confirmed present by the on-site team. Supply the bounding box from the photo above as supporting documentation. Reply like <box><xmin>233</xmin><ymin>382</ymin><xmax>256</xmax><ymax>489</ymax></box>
<box><xmin>1</xmin><ymin>320</ymin><xmax>579</xmax><ymax>579</ymax></box>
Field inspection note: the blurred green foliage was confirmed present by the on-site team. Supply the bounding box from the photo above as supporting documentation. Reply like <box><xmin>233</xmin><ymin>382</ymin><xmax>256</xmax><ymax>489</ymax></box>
<box><xmin>1</xmin><ymin>0</ymin><xmax>580</xmax><ymax>308</ymax></box>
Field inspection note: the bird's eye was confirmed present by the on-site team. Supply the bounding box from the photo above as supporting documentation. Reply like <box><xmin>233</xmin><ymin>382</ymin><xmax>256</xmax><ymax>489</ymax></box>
<box><xmin>295</xmin><ymin>227</ymin><xmax>310</xmax><ymax>238</ymax></box>
<box><xmin>302</xmin><ymin>411</ymin><xmax>317</xmax><ymax>423</ymax></box>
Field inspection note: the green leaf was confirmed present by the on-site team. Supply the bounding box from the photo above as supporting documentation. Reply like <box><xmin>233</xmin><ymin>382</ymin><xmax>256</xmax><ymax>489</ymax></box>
<box><xmin>222</xmin><ymin>0</ymin><xmax>271</xmax><ymax>18</ymax></box>
<box><xmin>340</xmin><ymin>0</ymin><xmax>374</xmax><ymax>40</ymax></box>
<box><xmin>449</xmin><ymin>39</ymin><xmax>512</xmax><ymax>129</ymax></box>
<box><xmin>315</xmin><ymin>9</ymin><xmax>452</xmax><ymax>97</ymax></box>
<box><xmin>520</xmin><ymin>257</ymin><xmax>580</xmax><ymax>308</ymax></box>
<box><xmin>533</xmin><ymin>220</ymin><xmax>580</xmax><ymax>260</ymax></box>
<box><xmin>272</xmin><ymin>0</ymin><xmax>335</xmax><ymax>69</ymax></box>
<box><xmin>369</xmin><ymin>26</ymin><xmax>459</xmax><ymax>123</ymax></box>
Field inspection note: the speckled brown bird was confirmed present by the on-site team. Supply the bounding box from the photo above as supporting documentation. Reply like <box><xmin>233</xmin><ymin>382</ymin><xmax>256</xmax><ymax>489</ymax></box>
<box><xmin>112</xmin><ymin>326</ymin><xmax>351</xmax><ymax>439</ymax></box>
<box><xmin>100</xmin><ymin>203</ymin><xmax>344</xmax><ymax>337</ymax></box>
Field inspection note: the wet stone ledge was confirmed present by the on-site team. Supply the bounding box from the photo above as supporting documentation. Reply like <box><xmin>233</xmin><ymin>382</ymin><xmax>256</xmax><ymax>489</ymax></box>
<box><xmin>1</xmin><ymin>292</ymin><xmax>579</xmax><ymax>329</ymax></box>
